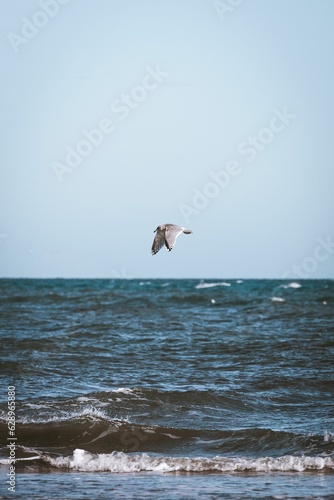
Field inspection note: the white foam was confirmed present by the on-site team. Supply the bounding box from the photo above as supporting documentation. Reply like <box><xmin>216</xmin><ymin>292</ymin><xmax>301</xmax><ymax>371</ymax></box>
<box><xmin>24</xmin><ymin>403</ymin><xmax>51</xmax><ymax>409</ymax></box>
<box><xmin>271</xmin><ymin>297</ymin><xmax>286</xmax><ymax>303</ymax></box>
<box><xmin>111</xmin><ymin>388</ymin><xmax>147</xmax><ymax>401</ymax></box>
<box><xmin>196</xmin><ymin>282</ymin><xmax>231</xmax><ymax>289</ymax></box>
<box><xmin>324</xmin><ymin>431</ymin><xmax>334</xmax><ymax>442</ymax></box>
<box><xmin>46</xmin><ymin>450</ymin><xmax>334</xmax><ymax>473</ymax></box>
<box><xmin>18</xmin><ymin>406</ymin><xmax>109</xmax><ymax>425</ymax></box>
<box><xmin>112</xmin><ymin>388</ymin><xmax>135</xmax><ymax>394</ymax></box>
<box><xmin>289</xmin><ymin>282</ymin><xmax>301</xmax><ymax>288</ymax></box>
<box><xmin>281</xmin><ymin>282</ymin><xmax>302</xmax><ymax>289</ymax></box>
<box><xmin>0</xmin><ymin>455</ymin><xmax>41</xmax><ymax>465</ymax></box>
<box><xmin>161</xmin><ymin>433</ymin><xmax>182</xmax><ymax>439</ymax></box>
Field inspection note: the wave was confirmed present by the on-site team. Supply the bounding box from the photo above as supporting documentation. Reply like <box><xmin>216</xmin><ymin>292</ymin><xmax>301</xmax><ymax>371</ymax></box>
<box><xmin>195</xmin><ymin>282</ymin><xmax>231</xmax><ymax>289</ymax></box>
<box><xmin>281</xmin><ymin>282</ymin><xmax>302</xmax><ymax>289</ymax></box>
<box><xmin>1</xmin><ymin>415</ymin><xmax>333</xmax><ymax>457</ymax></box>
<box><xmin>1</xmin><ymin>388</ymin><xmax>333</xmax><ymax>460</ymax></box>
<box><xmin>15</xmin><ymin>449</ymin><xmax>334</xmax><ymax>473</ymax></box>
<box><xmin>271</xmin><ymin>296</ymin><xmax>286</xmax><ymax>302</ymax></box>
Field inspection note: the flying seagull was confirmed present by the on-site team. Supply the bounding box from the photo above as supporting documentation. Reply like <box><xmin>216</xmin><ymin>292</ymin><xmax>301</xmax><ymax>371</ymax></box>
<box><xmin>151</xmin><ymin>224</ymin><xmax>193</xmax><ymax>255</ymax></box>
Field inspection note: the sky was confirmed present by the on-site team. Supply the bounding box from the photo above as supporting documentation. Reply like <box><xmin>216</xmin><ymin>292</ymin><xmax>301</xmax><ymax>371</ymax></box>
<box><xmin>1</xmin><ymin>0</ymin><xmax>334</xmax><ymax>279</ymax></box>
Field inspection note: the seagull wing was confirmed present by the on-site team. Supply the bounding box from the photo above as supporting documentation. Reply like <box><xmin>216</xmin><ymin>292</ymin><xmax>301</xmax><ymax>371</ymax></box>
<box><xmin>164</xmin><ymin>225</ymin><xmax>184</xmax><ymax>251</ymax></box>
<box><xmin>151</xmin><ymin>228</ymin><xmax>166</xmax><ymax>255</ymax></box>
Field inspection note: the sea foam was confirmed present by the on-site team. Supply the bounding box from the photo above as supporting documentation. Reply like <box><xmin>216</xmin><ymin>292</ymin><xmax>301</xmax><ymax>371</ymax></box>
<box><xmin>195</xmin><ymin>282</ymin><xmax>231</xmax><ymax>289</ymax></box>
<box><xmin>271</xmin><ymin>297</ymin><xmax>286</xmax><ymax>302</ymax></box>
<box><xmin>281</xmin><ymin>282</ymin><xmax>302</xmax><ymax>289</ymax></box>
<box><xmin>46</xmin><ymin>449</ymin><xmax>334</xmax><ymax>473</ymax></box>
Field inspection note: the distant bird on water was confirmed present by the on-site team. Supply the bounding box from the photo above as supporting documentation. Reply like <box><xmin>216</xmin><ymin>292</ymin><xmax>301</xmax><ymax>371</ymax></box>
<box><xmin>151</xmin><ymin>224</ymin><xmax>193</xmax><ymax>255</ymax></box>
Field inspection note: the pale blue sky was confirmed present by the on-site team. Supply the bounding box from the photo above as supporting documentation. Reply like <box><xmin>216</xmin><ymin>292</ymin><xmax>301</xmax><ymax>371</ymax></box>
<box><xmin>1</xmin><ymin>0</ymin><xmax>333</xmax><ymax>278</ymax></box>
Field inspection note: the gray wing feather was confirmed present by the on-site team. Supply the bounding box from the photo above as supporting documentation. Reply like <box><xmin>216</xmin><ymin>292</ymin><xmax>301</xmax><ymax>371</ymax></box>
<box><xmin>151</xmin><ymin>230</ymin><xmax>166</xmax><ymax>255</ymax></box>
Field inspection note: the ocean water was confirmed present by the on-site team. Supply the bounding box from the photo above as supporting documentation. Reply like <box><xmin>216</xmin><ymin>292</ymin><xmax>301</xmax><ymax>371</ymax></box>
<box><xmin>0</xmin><ymin>278</ymin><xmax>333</xmax><ymax>499</ymax></box>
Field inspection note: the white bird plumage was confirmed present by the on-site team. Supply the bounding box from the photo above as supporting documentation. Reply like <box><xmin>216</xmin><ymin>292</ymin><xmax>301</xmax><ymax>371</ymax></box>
<box><xmin>151</xmin><ymin>223</ymin><xmax>193</xmax><ymax>255</ymax></box>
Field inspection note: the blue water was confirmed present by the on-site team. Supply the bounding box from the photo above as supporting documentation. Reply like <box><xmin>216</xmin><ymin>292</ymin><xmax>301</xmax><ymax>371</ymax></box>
<box><xmin>0</xmin><ymin>279</ymin><xmax>333</xmax><ymax>499</ymax></box>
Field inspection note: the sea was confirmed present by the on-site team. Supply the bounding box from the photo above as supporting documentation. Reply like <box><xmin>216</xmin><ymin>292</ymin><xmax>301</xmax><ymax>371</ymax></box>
<box><xmin>0</xmin><ymin>278</ymin><xmax>333</xmax><ymax>499</ymax></box>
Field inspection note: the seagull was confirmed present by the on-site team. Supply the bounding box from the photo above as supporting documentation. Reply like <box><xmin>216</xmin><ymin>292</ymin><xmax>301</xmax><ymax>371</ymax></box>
<box><xmin>151</xmin><ymin>224</ymin><xmax>193</xmax><ymax>255</ymax></box>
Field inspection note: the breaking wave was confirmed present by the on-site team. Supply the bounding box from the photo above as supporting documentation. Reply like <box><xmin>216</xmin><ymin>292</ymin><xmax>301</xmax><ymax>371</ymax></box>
<box><xmin>29</xmin><ymin>449</ymin><xmax>334</xmax><ymax>473</ymax></box>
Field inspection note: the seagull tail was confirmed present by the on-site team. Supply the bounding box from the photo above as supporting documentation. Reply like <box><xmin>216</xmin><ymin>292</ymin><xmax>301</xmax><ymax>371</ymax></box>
<box><xmin>183</xmin><ymin>229</ymin><xmax>193</xmax><ymax>234</ymax></box>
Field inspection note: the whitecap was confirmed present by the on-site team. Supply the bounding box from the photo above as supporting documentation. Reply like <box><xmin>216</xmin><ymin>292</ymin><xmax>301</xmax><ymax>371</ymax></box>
<box><xmin>281</xmin><ymin>282</ymin><xmax>302</xmax><ymax>289</ymax></box>
<box><xmin>271</xmin><ymin>297</ymin><xmax>285</xmax><ymax>303</ymax></box>
<box><xmin>195</xmin><ymin>282</ymin><xmax>231</xmax><ymax>289</ymax></box>
<box><xmin>24</xmin><ymin>403</ymin><xmax>50</xmax><ymax>409</ymax></box>
<box><xmin>112</xmin><ymin>388</ymin><xmax>134</xmax><ymax>394</ymax></box>
<box><xmin>19</xmin><ymin>406</ymin><xmax>109</xmax><ymax>425</ymax></box>
<box><xmin>289</xmin><ymin>282</ymin><xmax>301</xmax><ymax>288</ymax></box>
<box><xmin>46</xmin><ymin>449</ymin><xmax>334</xmax><ymax>473</ymax></box>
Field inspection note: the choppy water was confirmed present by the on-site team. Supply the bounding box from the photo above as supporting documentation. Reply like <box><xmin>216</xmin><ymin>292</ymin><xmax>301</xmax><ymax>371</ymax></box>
<box><xmin>0</xmin><ymin>279</ymin><xmax>333</xmax><ymax>499</ymax></box>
